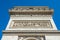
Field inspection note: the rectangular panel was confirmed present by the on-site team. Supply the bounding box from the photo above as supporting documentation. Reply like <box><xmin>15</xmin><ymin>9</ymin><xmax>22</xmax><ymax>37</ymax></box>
<box><xmin>10</xmin><ymin>20</ymin><xmax>52</xmax><ymax>28</ymax></box>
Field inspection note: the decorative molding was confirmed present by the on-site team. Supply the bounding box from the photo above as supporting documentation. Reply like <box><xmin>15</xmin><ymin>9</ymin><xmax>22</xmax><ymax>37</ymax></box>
<box><xmin>18</xmin><ymin>36</ymin><xmax>45</xmax><ymax>40</ymax></box>
<box><xmin>9</xmin><ymin>6</ymin><xmax>53</xmax><ymax>15</ymax></box>
<box><xmin>3</xmin><ymin>30</ymin><xmax>60</xmax><ymax>36</ymax></box>
<box><xmin>9</xmin><ymin>20</ymin><xmax>52</xmax><ymax>28</ymax></box>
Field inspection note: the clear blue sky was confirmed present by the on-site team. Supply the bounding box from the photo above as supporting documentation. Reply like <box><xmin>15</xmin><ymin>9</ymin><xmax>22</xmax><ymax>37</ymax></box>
<box><xmin>0</xmin><ymin>0</ymin><xmax>60</xmax><ymax>39</ymax></box>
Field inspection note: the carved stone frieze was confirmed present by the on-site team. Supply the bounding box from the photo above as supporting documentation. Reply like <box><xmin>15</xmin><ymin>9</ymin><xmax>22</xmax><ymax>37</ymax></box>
<box><xmin>10</xmin><ymin>20</ymin><xmax>52</xmax><ymax>28</ymax></box>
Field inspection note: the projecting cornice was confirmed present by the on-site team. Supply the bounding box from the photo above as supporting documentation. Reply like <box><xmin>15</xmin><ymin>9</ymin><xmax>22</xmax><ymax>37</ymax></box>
<box><xmin>3</xmin><ymin>30</ymin><xmax>60</xmax><ymax>36</ymax></box>
<box><xmin>9</xmin><ymin>6</ymin><xmax>54</xmax><ymax>15</ymax></box>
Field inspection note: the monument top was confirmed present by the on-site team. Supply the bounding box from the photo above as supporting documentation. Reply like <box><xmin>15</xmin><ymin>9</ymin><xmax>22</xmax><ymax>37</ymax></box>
<box><xmin>9</xmin><ymin>6</ymin><xmax>54</xmax><ymax>15</ymax></box>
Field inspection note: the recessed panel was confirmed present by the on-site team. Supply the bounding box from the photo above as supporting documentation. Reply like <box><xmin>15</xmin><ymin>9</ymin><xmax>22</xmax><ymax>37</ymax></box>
<box><xmin>10</xmin><ymin>20</ymin><xmax>52</xmax><ymax>28</ymax></box>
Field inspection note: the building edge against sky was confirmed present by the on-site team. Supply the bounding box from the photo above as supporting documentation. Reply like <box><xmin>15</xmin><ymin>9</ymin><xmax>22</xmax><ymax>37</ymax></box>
<box><xmin>2</xmin><ymin>6</ymin><xmax>60</xmax><ymax>40</ymax></box>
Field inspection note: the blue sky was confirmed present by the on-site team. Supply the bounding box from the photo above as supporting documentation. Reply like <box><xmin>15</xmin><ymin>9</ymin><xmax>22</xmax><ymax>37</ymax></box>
<box><xmin>0</xmin><ymin>0</ymin><xmax>60</xmax><ymax>39</ymax></box>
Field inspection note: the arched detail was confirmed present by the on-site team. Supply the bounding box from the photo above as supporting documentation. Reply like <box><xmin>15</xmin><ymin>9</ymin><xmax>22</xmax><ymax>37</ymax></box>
<box><xmin>24</xmin><ymin>37</ymin><xmax>39</xmax><ymax>40</ymax></box>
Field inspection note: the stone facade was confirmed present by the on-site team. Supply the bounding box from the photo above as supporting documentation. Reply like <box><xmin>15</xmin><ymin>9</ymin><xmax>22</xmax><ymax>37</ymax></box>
<box><xmin>2</xmin><ymin>6</ymin><xmax>60</xmax><ymax>40</ymax></box>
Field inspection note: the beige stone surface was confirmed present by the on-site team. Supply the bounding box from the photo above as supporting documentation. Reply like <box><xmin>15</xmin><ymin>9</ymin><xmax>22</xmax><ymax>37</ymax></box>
<box><xmin>2</xmin><ymin>6</ymin><xmax>60</xmax><ymax>40</ymax></box>
<box><xmin>9</xmin><ymin>20</ymin><xmax>52</xmax><ymax>28</ymax></box>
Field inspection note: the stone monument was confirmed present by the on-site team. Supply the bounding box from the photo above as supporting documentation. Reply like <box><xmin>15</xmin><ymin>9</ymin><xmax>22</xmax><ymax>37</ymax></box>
<box><xmin>2</xmin><ymin>6</ymin><xmax>60</xmax><ymax>40</ymax></box>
